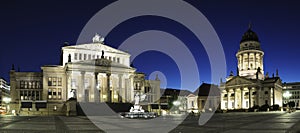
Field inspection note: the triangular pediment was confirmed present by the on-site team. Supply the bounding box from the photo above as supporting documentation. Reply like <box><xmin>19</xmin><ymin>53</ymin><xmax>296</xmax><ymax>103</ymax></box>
<box><xmin>226</xmin><ymin>76</ymin><xmax>255</xmax><ymax>86</ymax></box>
<box><xmin>63</xmin><ymin>43</ymin><xmax>129</xmax><ymax>55</ymax></box>
<box><xmin>187</xmin><ymin>94</ymin><xmax>196</xmax><ymax>97</ymax></box>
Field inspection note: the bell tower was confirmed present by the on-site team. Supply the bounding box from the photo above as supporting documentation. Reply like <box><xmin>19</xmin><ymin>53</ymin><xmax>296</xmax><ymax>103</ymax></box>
<box><xmin>236</xmin><ymin>24</ymin><xmax>264</xmax><ymax>80</ymax></box>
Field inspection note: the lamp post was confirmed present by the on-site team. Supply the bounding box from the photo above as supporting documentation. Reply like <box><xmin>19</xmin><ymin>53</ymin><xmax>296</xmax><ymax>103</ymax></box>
<box><xmin>173</xmin><ymin>100</ymin><xmax>181</xmax><ymax>114</ymax></box>
<box><xmin>283</xmin><ymin>91</ymin><xmax>292</xmax><ymax>112</ymax></box>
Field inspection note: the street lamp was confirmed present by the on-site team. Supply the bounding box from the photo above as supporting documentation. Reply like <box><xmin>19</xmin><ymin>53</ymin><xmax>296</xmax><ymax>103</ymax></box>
<box><xmin>172</xmin><ymin>100</ymin><xmax>181</xmax><ymax>114</ymax></box>
<box><xmin>283</xmin><ymin>91</ymin><xmax>292</xmax><ymax>112</ymax></box>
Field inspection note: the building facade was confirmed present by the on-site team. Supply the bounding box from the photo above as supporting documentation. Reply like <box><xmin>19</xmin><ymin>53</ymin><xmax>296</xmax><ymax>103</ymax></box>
<box><xmin>9</xmin><ymin>34</ymin><xmax>160</xmax><ymax>116</ymax></box>
<box><xmin>283</xmin><ymin>82</ymin><xmax>300</xmax><ymax>108</ymax></box>
<box><xmin>220</xmin><ymin>26</ymin><xmax>283</xmax><ymax>110</ymax></box>
<box><xmin>0</xmin><ymin>78</ymin><xmax>10</xmax><ymax>111</ymax></box>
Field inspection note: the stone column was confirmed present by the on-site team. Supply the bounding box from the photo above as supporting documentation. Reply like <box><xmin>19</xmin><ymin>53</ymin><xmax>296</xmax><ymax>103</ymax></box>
<box><xmin>256</xmin><ymin>87</ymin><xmax>259</xmax><ymax>106</ymax></box>
<box><xmin>66</xmin><ymin>71</ymin><xmax>72</xmax><ymax>100</ymax></box>
<box><xmin>254</xmin><ymin>53</ymin><xmax>257</xmax><ymax>69</ymax></box>
<box><xmin>106</xmin><ymin>73</ymin><xmax>111</xmax><ymax>103</ymax></box>
<box><xmin>234</xmin><ymin>89</ymin><xmax>237</xmax><ymax>109</ymax></box>
<box><xmin>248</xmin><ymin>53</ymin><xmax>250</xmax><ymax>70</ymax></box>
<box><xmin>248</xmin><ymin>87</ymin><xmax>251</xmax><ymax>108</ymax></box>
<box><xmin>94</xmin><ymin>72</ymin><xmax>100</xmax><ymax>103</ymax></box>
<box><xmin>118</xmin><ymin>74</ymin><xmax>123</xmax><ymax>103</ymax></box>
<box><xmin>227</xmin><ymin>90</ymin><xmax>230</xmax><ymax>109</ymax></box>
<box><xmin>80</xmin><ymin>71</ymin><xmax>85</xmax><ymax>102</ymax></box>
<box><xmin>272</xmin><ymin>87</ymin><xmax>275</xmax><ymax>106</ymax></box>
<box><xmin>241</xmin><ymin>54</ymin><xmax>244</xmax><ymax>70</ymax></box>
<box><xmin>241</xmin><ymin>88</ymin><xmax>244</xmax><ymax>109</ymax></box>
<box><xmin>124</xmin><ymin>79</ymin><xmax>128</xmax><ymax>102</ymax></box>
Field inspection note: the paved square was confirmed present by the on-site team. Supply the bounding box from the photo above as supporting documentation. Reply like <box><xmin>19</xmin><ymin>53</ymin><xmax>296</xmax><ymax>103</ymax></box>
<box><xmin>1</xmin><ymin>111</ymin><xmax>300</xmax><ymax>133</ymax></box>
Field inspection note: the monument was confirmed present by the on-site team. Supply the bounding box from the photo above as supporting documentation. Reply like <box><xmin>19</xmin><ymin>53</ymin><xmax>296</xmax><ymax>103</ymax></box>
<box><xmin>121</xmin><ymin>93</ymin><xmax>157</xmax><ymax>119</ymax></box>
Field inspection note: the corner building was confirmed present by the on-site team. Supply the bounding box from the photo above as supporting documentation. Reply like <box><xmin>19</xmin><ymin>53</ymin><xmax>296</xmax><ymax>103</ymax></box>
<box><xmin>220</xmin><ymin>26</ymin><xmax>283</xmax><ymax>110</ymax></box>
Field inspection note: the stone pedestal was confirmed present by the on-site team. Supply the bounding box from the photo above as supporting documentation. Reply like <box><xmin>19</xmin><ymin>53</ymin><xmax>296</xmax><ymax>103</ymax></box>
<box><xmin>66</xmin><ymin>99</ymin><xmax>77</xmax><ymax>116</ymax></box>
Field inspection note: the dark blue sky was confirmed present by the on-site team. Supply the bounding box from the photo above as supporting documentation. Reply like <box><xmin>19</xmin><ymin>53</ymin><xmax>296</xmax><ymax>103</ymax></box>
<box><xmin>1</xmin><ymin>0</ymin><xmax>300</xmax><ymax>91</ymax></box>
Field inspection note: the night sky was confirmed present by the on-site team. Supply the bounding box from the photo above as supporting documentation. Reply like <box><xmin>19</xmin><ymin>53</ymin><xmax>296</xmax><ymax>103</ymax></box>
<box><xmin>1</xmin><ymin>0</ymin><xmax>300</xmax><ymax>91</ymax></box>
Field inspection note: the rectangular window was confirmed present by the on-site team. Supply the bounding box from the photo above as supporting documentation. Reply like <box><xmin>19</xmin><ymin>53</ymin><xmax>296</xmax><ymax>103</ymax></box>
<box><xmin>92</xmin><ymin>55</ymin><xmax>95</xmax><ymax>59</ymax></box>
<box><xmin>48</xmin><ymin>89</ymin><xmax>52</xmax><ymax>99</ymax></box>
<box><xmin>36</xmin><ymin>81</ymin><xmax>41</xmax><ymax>89</ymax></box>
<box><xmin>58</xmin><ymin>88</ymin><xmax>62</xmax><ymax>99</ymax></box>
<box><xmin>88</xmin><ymin>54</ymin><xmax>91</xmax><ymax>60</ymax></box>
<box><xmin>48</xmin><ymin>77</ymin><xmax>52</xmax><ymax>86</ymax></box>
<box><xmin>79</xmin><ymin>53</ymin><xmax>82</xmax><ymax>60</ymax></box>
<box><xmin>20</xmin><ymin>81</ymin><xmax>25</xmax><ymax>89</ymax></box>
<box><xmin>84</xmin><ymin>54</ymin><xmax>87</xmax><ymax>60</ymax></box>
<box><xmin>53</xmin><ymin>88</ymin><xmax>57</xmax><ymax>99</ymax></box>
<box><xmin>36</xmin><ymin>91</ymin><xmax>40</xmax><ymax>100</ymax></box>
<box><xmin>29</xmin><ymin>81</ymin><xmax>32</xmax><ymax>89</ymax></box>
<box><xmin>52</xmin><ymin>77</ymin><xmax>57</xmax><ymax>86</ymax></box>
<box><xmin>32</xmin><ymin>81</ymin><xmax>35</xmax><ymax>89</ymax></box>
<box><xmin>24</xmin><ymin>81</ymin><xmax>28</xmax><ymax>89</ymax></box>
<box><xmin>113</xmin><ymin>57</ymin><xmax>116</xmax><ymax>62</ymax></box>
<box><xmin>109</xmin><ymin>56</ymin><xmax>112</xmax><ymax>60</ymax></box>
<box><xmin>58</xmin><ymin>78</ymin><xmax>62</xmax><ymax>86</ymax></box>
<box><xmin>20</xmin><ymin>91</ymin><xmax>24</xmax><ymax>100</ymax></box>
<box><xmin>97</xmin><ymin>55</ymin><xmax>99</xmax><ymax>59</ymax></box>
<box><xmin>74</xmin><ymin>53</ymin><xmax>78</xmax><ymax>60</ymax></box>
<box><xmin>265</xmin><ymin>91</ymin><xmax>268</xmax><ymax>94</ymax></box>
<box><xmin>117</xmin><ymin>58</ymin><xmax>120</xmax><ymax>63</ymax></box>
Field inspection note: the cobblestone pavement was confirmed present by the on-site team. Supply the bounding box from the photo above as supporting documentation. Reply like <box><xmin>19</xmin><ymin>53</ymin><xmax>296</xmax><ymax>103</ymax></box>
<box><xmin>171</xmin><ymin>111</ymin><xmax>300</xmax><ymax>133</ymax></box>
<box><xmin>0</xmin><ymin>116</ymin><xmax>104</xmax><ymax>133</ymax></box>
<box><xmin>1</xmin><ymin>111</ymin><xmax>300</xmax><ymax>133</ymax></box>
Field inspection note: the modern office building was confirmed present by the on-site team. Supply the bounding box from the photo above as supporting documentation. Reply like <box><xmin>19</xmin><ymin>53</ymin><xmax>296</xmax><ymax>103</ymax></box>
<box><xmin>0</xmin><ymin>78</ymin><xmax>10</xmax><ymax>110</ymax></box>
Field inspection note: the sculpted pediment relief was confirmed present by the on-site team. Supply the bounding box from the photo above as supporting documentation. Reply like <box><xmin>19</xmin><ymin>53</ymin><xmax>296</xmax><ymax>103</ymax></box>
<box><xmin>95</xmin><ymin>58</ymin><xmax>111</xmax><ymax>67</ymax></box>
<box><xmin>226</xmin><ymin>76</ymin><xmax>254</xmax><ymax>86</ymax></box>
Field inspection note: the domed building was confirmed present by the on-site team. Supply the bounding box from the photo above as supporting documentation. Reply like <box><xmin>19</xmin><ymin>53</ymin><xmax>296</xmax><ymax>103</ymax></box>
<box><xmin>220</xmin><ymin>25</ymin><xmax>283</xmax><ymax>110</ymax></box>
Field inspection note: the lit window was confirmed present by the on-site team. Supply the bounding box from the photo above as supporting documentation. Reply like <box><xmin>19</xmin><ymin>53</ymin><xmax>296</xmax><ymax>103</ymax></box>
<box><xmin>20</xmin><ymin>81</ymin><xmax>25</xmax><ymax>88</ymax></box>
<box><xmin>48</xmin><ymin>77</ymin><xmax>52</xmax><ymax>86</ymax></box>
<box><xmin>48</xmin><ymin>89</ymin><xmax>52</xmax><ymax>99</ymax></box>
<box><xmin>24</xmin><ymin>81</ymin><xmax>28</xmax><ymax>89</ymax></box>
<box><xmin>58</xmin><ymin>78</ymin><xmax>62</xmax><ymax>86</ymax></box>
<box><xmin>58</xmin><ymin>89</ymin><xmax>62</xmax><ymax>99</ymax></box>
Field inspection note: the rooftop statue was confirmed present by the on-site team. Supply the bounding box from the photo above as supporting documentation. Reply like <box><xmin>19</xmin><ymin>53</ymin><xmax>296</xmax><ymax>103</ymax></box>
<box><xmin>92</xmin><ymin>33</ymin><xmax>105</xmax><ymax>43</ymax></box>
